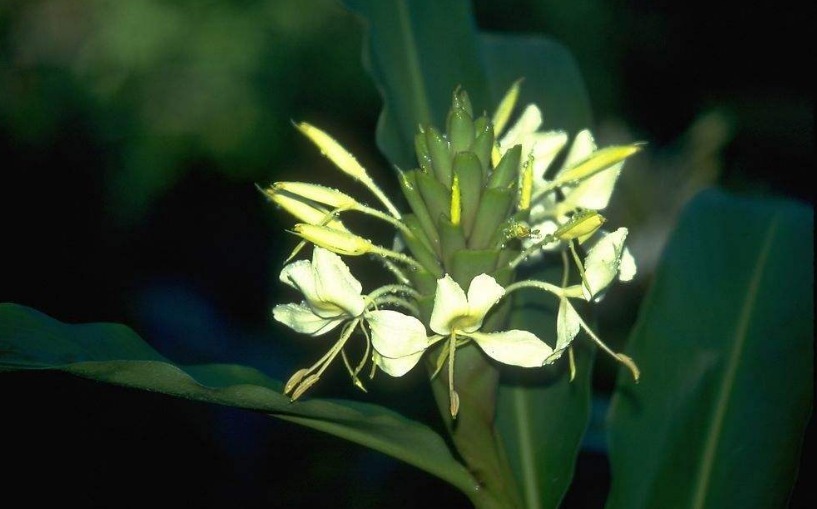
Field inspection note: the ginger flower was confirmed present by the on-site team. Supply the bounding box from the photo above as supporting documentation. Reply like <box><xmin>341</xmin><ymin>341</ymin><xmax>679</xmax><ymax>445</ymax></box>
<box><xmin>266</xmin><ymin>82</ymin><xmax>643</xmax><ymax>411</ymax></box>
<box><xmin>273</xmin><ymin>247</ymin><xmax>429</xmax><ymax>398</ymax></box>
<box><xmin>428</xmin><ymin>273</ymin><xmax>553</xmax><ymax>417</ymax></box>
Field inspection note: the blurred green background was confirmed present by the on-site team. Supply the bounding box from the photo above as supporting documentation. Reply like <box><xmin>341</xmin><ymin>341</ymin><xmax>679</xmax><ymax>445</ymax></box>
<box><xmin>1</xmin><ymin>0</ymin><xmax>812</xmax><ymax>507</ymax></box>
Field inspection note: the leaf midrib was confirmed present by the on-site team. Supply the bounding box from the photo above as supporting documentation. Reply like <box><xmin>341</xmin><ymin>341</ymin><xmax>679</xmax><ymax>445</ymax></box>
<box><xmin>396</xmin><ymin>0</ymin><xmax>432</xmax><ymax>127</ymax></box>
<box><xmin>513</xmin><ymin>388</ymin><xmax>542</xmax><ymax>509</ymax></box>
<box><xmin>690</xmin><ymin>214</ymin><xmax>780</xmax><ymax>508</ymax></box>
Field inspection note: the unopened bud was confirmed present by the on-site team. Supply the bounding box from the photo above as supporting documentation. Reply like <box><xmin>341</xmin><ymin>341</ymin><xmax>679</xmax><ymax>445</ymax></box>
<box><xmin>266</xmin><ymin>189</ymin><xmax>347</xmax><ymax>231</ymax></box>
<box><xmin>293</xmin><ymin>224</ymin><xmax>373</xmax><ymax>256</ymax></box>
<box><xmin>296</xmin><ymin>122</ymin><xmax>369</xmax><ymax>182</ymax></box>
<box><xmin>554</xmin><ymin>210</ymin><xmax>606</xmax><ymax>241</ymax></box>
<box><xmin>492</xmin><ymin>78</ymin><xmax>522</xmax><ymax>135</ymax></box>
<box><xmin>556</xmin><ymin>144</ymin><xmax>643</xmax><ymax>185</ymax></box>
<box><xmin>275</xmin><ymin>182</ymin><xmax>357</xmax><ymax>210</ymax></box>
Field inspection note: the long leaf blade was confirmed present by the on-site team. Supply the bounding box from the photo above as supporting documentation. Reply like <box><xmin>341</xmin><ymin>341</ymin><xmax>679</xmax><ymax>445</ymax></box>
<box><xmin>0</xmin><ymin>303</ymin><xmax>475</xmax><ymax>493</ymax></box>
<box><xmin>342</xmin><ymin>0</ymin><xmax>489</xmax><ymax>169</ymax></box>
<box><xmin>606</xmin><ymin>189</ymin><xmax>813</xmax><ymax>509</ymax></box>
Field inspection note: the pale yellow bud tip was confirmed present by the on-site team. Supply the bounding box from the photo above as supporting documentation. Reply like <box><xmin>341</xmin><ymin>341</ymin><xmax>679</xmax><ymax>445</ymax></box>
<box><xmin>275</xmin><ymin>181</ymin><xmax>357</xmax><ymax>210</ymax></box>
<box><xmin>555</xmin><ymin>210</ymin><xmax>606</xmax><ymax>241</ymax></box>
<box><xmin>295</xmin><ymin>122</ymin><xmax>369</xmax><ymax>182</ymax></box>
<box><xmin>292</xmin><ymin>223</ymin><xmax>373</xmax><ymax>256</ymax></box>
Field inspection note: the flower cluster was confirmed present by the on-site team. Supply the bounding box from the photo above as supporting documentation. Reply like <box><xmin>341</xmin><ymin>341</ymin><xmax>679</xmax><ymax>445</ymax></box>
<box><xmin>264</xmin><ymin>82</ymin><xmax>641</xmax><ymax>417</ymax></box>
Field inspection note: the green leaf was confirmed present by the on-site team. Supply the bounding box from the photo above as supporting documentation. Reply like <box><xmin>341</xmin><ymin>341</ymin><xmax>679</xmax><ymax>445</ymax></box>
<box><xmin>0</xmin><ymin>303</ymin><xmax>476</xmax><ymax>494</ymax></box>
<box><xmin>481</xmin><ymin>34</ymin><xmax>593</xmax><ymax>135</ymax></box>
<box><xmin>342</xmin><ymin>0</ymin><xmax>489</xmax><ymax>169</ymax></box>
<box><xmin>497</xmin><ymin>266</ymin><xmax>596</xmax><ymax>509</ymax></box>
<box><xmin>483</xmin><ymin>34</ymin><xmax>595</xmax><ymax>509</ymax></box>
<box><xmin>606</xmin><ymin>189</ymin><xmax>814</xmax><ymax>509</ymax></box>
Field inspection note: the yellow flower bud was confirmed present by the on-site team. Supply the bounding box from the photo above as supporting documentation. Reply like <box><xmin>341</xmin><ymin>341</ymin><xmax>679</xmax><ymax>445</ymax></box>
<box><xmin>293</xmin><ymin>223</ymin><xmax>373</xmax><ymax>256</ymax></box>
<box><xmin>555</xmin><ymin>144</ymin><xmax>642</xmax><ymax>186</ymax></box>
<box><xmin>518</xmin><ymin>155</ymin><xmax>534</xmax><ymax>211</ymax></box>
<box><xmin>554</xmin><ymin>210</ymin><xmax>606</xmax><ymax>241</ymax></box>
<box><xmin>492</xmin><ymin>78</ymin><xmax>522</xmax><ymax>135</ymax></box>
<box><xmin>274</xmin><ymin>182</ymin><xmax>358</xmax><ymax>210</ymax></box>
<box><xmin>296</xmin><ymin>122</ymin><xmax>369</xmax><ymax>182</ymax></box>
<box><xmin>264</xmin><ymin>189</ymin><xmax>347</xmax><ymax>231</ymax></box>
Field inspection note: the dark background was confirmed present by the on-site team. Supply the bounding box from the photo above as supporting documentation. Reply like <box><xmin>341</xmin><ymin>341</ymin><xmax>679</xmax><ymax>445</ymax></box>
<box><xmin>2</xmin><ymin>1</ymin><xmax>812</xmax><ymax>507</ymax></box>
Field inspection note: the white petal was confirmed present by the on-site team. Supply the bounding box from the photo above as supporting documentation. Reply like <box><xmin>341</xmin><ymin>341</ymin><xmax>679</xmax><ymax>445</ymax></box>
<box><xmin>468</xmin><ymin>330</ymin><xmax>553</xmax><ymax>367</ymax></box>
<box><xmin>313</xmin><ymin>247</ymin><xmax>366</xmax><ymax>316</ymax></box>
<box><xmin>272</xmin><ymin>302</ymin><xmax>343</xmax><ymax>336</ymax></box>
<box><xmin>367</xmin><ymin>310</ymin><xmax>429</xmax><ymax>358</ymax></box>
<box><xmin>463</xmin><ymin>274</ymin><xmax>506</xmax><ymax>333</ymax></box>
<box><xmin>373</xmin><ymin>350</ymin><xmax>425</xmax><ymax>377</ymax></box>
<box><xmin>279</xmin><ymin>259</ymin><xmax>317</xmax><ymax>298</ymax></box>
<box><xmin>560</xmin><ymin>129</ymin><xmax>597</xmax><ymax>172</ymax></box>
<box><xmin>583</xmin><ymin>228</ymin><xmax>629</xmax><ymax>300</ymax></box>
<box><xmin>619</xmin><ymin>245</ymin><xmax>637</xmax><ymax>282</ymax></box>
<box><xmin>528</xmin><ymin>131</ymin><xmax>569</xmax><ymax>181</ymax></box>
<box><xmin>550</xmin><ymin>298</ymin><xmax>581</xmax><ymax>361</ymax></box>
<box><xmin>499</xmin><ymin>104</ymin><xmax>542</xmax><ymax>151</ymax></box>
<box><xmin>429</xmin><ymin>274</ymin><xmax>469</xmax><ymax>335</ymax></box>
<box><xmin>528</xmin><ymin>188</ymin><xmax>558</xmax><ymax>219</ymax></box>
<box><xmin>561</xmin><ymin>163</ymin><xmax>622</xmax><ymax>211</ymax></box>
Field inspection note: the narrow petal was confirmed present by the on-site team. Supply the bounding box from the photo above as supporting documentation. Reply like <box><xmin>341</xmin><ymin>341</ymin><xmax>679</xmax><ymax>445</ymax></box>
<box><xmin>619</xmin><ymin>245</ymin><xmax>637</xmax><ymax>282</ymax></box>
<box><xmin>367</xmin><ymin>310</ymin><xmax>429</xmax><ymax>358</ymax></box>
<box><xmin>528</xmin><ymin>131</ymin><xmax>569</xmax><ymax>181</ymax></box>
<box><xmin>550</xmin><ymin>298</ymin><xmax>581</xmax><ymax>361</ymax></box>
<box><xmin>273</xmin><ymin>302</ymin><xmax>343</xmax><ymax>336</ymax></box>
<box><xmin>373</xmin><ymin>350</ymin><xmax>425</xmax><ymax>377</ymax></box>
<box><xmin>463</xmin><ymin>274</ymin><xmax>506</xmax><ymax>333</ymax></box>
<box><xmin>559</xmin><ymin>129</ymin><xmax>597</xmax><ymax>171</ymax></box>
<box><xmin>429</xmin><ymin>274</ymin><xmax>469</xmax><ymax>335</ymax></box>
<box><xmin>313</xmin><ymin>247</ymin><xmax>366</xmax><ymax>316</ymax></box>
<box><xmin>499</xmin><ymin>104</ymin><xmax>542</xmax><ymax>152</ymax></box>
<box><xmin>468</xmin><ymin>330</ymin><xmax>553</xmax><ymax>367</ymax></box>
<box><xmin>491</xmin><ymin>79</ymin><xmax>521</xmax><ymax>135</ymax></box>
<box><xmin>561</xmin><ymin>163</ymin><xmax>622</xmax><ymax>211</ymax></box>
<box><xmin>583</xmin><ymin>227</ymin><xmax>629</xmax><ymax>300</ymax></box>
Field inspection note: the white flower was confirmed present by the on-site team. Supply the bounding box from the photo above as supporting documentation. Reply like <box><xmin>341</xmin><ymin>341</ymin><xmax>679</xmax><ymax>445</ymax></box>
<box><xmin>581</xmin><ymin>227</ymin><xmax>636</xmax><ymax>301</ymax></box>
<box><xmin>541</xmin><ymin>130</ymin><xmax>622</xmax><ymax>214</ymax></box>
<box><xmin>274</xmin><ymin>246</ymin><xmax>367</xmax><ymax>335</ymax></box>
<box><xmin>429</xmin><ymin>273</ymin><xmax>553</xmax><ymax>417</ymax></box>
<box><xmin>273</xmin><ymin>247</ymin><xmax>430</xmax><ymax>397</ymax></box>
<box><xmin>498</xmin><ymin>104</ymin><xmax>569</xmax><ymax>183</ymax></box>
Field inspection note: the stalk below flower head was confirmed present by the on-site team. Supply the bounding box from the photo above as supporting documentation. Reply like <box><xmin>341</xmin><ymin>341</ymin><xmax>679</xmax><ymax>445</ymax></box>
<box><xmin>264</xmin><ymin>82</ymin><xmax>642</xmax><ymax>415</ymax></box>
